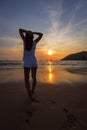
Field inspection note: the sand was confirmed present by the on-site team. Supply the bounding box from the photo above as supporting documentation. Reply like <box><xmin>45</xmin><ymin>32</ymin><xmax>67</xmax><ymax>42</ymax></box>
<box><xmin>0</xmin><ymin>68</ymin><xmax>87</xmax><ymax>130</ymax></box>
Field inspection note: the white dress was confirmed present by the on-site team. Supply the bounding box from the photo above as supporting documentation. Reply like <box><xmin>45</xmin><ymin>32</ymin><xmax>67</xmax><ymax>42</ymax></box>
<box><xmin>23</xmin><ymin>41</ymin><xmax>38</xmax><ymax>68</ymax></box>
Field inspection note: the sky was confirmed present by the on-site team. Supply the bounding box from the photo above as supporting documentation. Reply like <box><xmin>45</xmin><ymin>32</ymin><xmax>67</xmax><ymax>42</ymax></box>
<box><xmin>0</xmin><ymin>0</ymin><xmax>87</xmax><ymax>60</ymax></box>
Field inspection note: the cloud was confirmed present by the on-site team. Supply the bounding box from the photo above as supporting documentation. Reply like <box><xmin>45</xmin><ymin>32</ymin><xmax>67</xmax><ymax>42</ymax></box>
<box><xmin>0</xmin><ymin>37</ymin><xmax>21</xmax><ymax>47</ymax></box>
<box><xmin>0</xmin><ymin>37</ymin><xmax>23</xmax><ymax>60</ymax></box>
<box><xmin>43</xmin><ymin>0</ymin><xmax>87</xmax><ymax>54</ymax></box>
<box><xmin>0</xmin><ymin>0</ymin><xmax>87</xmax><ymax>60</ymax></box>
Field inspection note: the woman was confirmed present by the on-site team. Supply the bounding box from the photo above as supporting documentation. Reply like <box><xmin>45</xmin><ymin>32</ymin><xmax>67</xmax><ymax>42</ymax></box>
<box><xmin>19</xmin><ymin>28</ymin><xmax>43</xmax><ymax>101</ymax></box>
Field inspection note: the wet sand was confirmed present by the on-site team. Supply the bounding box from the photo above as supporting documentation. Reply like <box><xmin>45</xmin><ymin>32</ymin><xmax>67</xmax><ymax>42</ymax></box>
<box><xmin>0</xmin><ymin>67</ymin><xmax>87</xmax><ymax>130</ymax></box>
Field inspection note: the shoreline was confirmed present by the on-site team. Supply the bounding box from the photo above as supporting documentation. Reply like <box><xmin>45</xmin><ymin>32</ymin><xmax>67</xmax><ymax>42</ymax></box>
<box><xmin>0</xmin><ymin>66</ymin><xmax>87</xmax><ymax>84</ymax></box>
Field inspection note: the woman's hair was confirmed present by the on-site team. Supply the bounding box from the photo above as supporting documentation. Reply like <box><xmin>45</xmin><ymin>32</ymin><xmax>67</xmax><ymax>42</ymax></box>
<box><xmin>25</xmin><ymin>31</ymin><xmax>33</xmax><ymax>51</ymax></box>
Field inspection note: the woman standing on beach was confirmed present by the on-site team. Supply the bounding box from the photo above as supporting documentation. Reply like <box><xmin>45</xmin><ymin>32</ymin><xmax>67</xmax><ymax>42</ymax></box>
<box><xmin>19</xmin><ymin>29</ymin><xmax>43</xmax><ymax>101</ymax></box>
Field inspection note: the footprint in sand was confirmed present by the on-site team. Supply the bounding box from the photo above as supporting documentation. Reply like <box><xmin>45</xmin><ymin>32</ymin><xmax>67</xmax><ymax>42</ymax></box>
<box><xmin>63</xmin><ymin>108</ymin><xmax>80</xmax><ymax>128</ymax></box>
<box><xmin>25</xmin><ymin>97</ymin><xmax>39</xmax><ymax>125</ymax></box>
<box><xmin>25</xmin><ymin>110</ymin><xmax>33</xmax><ymax>125</ymax></box>
<box><xmin>31</xmin><ymin>97</ymin><xmax>40</xmax><ymax>103</ymax></box>
<box><xmin>47</xmin><ymin>100</ymin><xmax>57</xmax><ymax>110</ymax></box>
<box><xmin>48</xmin><ymin>99</ymin><xmax>57</xmax><ymax>105</ymax></box>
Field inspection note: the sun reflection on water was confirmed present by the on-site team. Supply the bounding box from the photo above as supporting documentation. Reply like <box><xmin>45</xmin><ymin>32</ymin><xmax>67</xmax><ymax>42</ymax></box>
<box><xmin>37</xmin><ymin>60</ymin><xmax>87</xmax><ymax>84</ymax></box>
<box><xmin>49</xmin><ymin>72</ymin><xmax>53</xmax><ymax>81</ymax></box>
<box><xmin>48</xmin><ymin>63</ymin><xmax>54</xmax><ymax>82</ymax></box>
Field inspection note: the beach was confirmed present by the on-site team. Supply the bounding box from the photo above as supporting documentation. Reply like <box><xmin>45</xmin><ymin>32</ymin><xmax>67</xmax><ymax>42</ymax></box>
<box><xmin>0</xmin><ymin>62</ymin><xmax>87</xmax><ymax>130</ymax></box>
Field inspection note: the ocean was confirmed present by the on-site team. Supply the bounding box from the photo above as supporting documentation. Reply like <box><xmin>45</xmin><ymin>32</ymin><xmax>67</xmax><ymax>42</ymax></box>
<box><xmin>0</xmin><ymin>60</ymin><xmax>87</xmax><ymax>69</ymax></box>
<box><xmin>0</xmin><ymin>60</ymin><xmax>87</xmax><ymax>84</ymax></box>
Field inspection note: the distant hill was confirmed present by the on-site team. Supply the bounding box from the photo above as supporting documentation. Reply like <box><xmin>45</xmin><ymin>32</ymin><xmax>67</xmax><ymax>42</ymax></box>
<box><xmin>61</xmin><ymin>51</ymin><xmax>87</xmax><ymax>60</ymax></box>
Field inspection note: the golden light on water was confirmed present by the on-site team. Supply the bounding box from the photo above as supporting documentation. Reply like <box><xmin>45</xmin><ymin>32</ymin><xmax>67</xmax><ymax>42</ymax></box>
<box><xmin>37</xmin><ymin>60</ymin><xmax>87</xmax><ymax>84</ymax></box>
<box><xmin>48</xmin><ymin>66</ymin><xmax>53</xmax><ymax>82</ymax></box>
<box><xmin>49</xmin><ymin>67</ymin><xmax>52</xmax><ymax>73</ymax></box>
<box><xmin>49</xmin><ymin>72</ymin><xmax>53</xmax><ymax>81</ymax></box>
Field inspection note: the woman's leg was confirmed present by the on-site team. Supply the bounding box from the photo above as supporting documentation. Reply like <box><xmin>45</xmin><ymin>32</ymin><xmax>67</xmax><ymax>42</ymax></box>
<box><xmin>31</xmin><ymin>67</ymin><xmax>37</xmax><ymax>94</ymax></box>
<box><xmin>24</xmin><ymin>67</ymin><xmax>31</xmax><ymax>98</ymax></box>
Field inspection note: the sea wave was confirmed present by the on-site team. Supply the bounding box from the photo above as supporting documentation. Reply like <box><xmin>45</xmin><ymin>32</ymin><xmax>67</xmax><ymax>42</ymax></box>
<box><xmin>0</xmin><ymin>60</ymin><xmax>87</xmax><ymax>69</ymax></box>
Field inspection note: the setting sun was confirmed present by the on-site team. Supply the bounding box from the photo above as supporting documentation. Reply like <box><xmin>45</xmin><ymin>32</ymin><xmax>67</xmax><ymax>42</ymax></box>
<box><xmin>48</xmin><ymin>50</ymin><xmax>53</xmax><ymax>55</ymax></box>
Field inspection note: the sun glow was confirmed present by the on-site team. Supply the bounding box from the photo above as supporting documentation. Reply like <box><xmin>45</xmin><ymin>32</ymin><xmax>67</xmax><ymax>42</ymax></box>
<box><xmin>48</xmin><ymin>50</ymin><xmax>53</xmax><ymax>55</ymax></box>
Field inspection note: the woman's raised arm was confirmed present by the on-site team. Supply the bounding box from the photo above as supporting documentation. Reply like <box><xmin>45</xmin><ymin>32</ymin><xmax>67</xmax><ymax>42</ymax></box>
<box><xmin>33</xmin><ymin>32</ymin><xmax>43</xmax><ymax>43</ymax></box>
<box><xmin>19</xmin><ymin>28</ymin><xmax>27</xmax><ymax>41</ymax></box>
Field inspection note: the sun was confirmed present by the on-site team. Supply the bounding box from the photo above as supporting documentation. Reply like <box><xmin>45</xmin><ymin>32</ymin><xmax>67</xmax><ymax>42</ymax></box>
<box><xmin>48</xmin><ymin>50</ymin><xmax>53</xmax><ymax>55</ymax></box>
